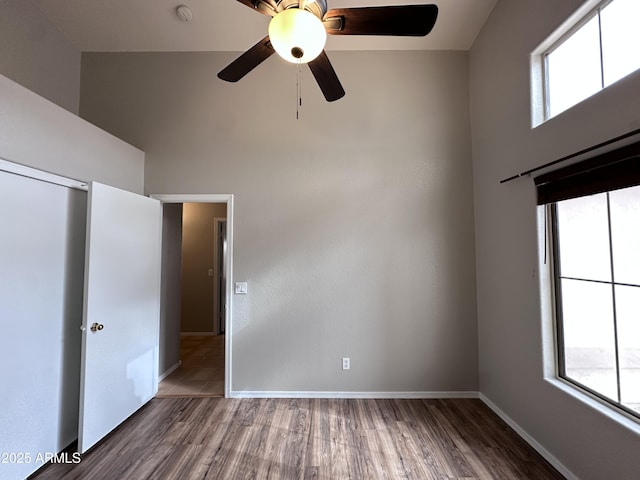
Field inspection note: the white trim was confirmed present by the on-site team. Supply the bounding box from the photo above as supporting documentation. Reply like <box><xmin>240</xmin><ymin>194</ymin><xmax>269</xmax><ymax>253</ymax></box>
<box><xmin>532</xmin><ymin>0</ymin><xmax>603</xmax><ymax>55</ymax></box>
<box><xmin>151</xmin><ymin>194</ymin><xmax>234</xmax><ymax>399</ymax></box>
<box><xmin>0</xmin><ymin>157</ymin><xmax>88</xmax><ymax>191</ymax></box>
<box><xmin>229</xmin><ymin>391</ymin><xmax>480</xmax><ymax>399</ymax></box>
<box><xmin>180</xmin><ymin>332</ymin><xmax>215</xmax><ymax>336</ymax></box>
<box><xmin>151</xmin><ymin>194</ymin><xmax>233</xmax><ymax>203</ymax></box>
<box><xmin>479</xmin><ymin>393</ymin><xmax>578</xmax><ymax>480</ymax></box>
<box><xmin>158</xmin><ymin>361</ymin><xmax>181</xmax><ymax>382</ymax></box>
<box><xmin>530</xmin><ymin>0</ymin><xmax>603</xmax><ymax>127</ymax></box>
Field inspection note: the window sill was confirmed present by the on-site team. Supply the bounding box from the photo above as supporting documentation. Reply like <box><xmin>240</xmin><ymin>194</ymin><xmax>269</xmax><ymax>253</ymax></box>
<box><xmin>545</xmin><ymin>376</ymin><xmax>640</xmax><ymax>436</ymax></box>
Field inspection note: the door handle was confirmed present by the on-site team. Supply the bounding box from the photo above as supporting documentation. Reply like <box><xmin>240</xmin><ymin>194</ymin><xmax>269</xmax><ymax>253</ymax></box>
<box><xmin>90</xmin><ymin>322</ymin><xmax>104</xmax><ymax>332</ymax></box>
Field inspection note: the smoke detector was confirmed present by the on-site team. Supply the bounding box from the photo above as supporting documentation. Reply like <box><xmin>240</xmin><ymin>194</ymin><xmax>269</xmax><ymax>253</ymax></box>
<box><xmin>175</xmin><ymin>5</ymin><xmax>193</xmax><ymax>22</ymax></box>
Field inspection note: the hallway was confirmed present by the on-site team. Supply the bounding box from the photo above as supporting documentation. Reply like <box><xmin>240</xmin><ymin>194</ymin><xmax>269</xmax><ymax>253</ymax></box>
<box><xmin>157</xmin><ymin>335</ymin><xmax>224</xmax><ymax>397</ymax></box>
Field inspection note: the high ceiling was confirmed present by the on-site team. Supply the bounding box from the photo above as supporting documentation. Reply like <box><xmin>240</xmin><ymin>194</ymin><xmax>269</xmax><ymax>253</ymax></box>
<box><xmin>34</xmin><ymin>0</ymin><xmax>496</xmax><ymax>52</ymax></box>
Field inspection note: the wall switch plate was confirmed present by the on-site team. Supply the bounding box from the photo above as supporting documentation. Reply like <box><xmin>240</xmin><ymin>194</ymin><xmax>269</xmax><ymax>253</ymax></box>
<box><xmin>234</xmin><ymin>282</ymin><xmax>248</xmax><ymax>295</ymax></box>
<box><xmin>208</xmin><ymin>269</ymin><xmax>214</xmax><ymax>277</ymax></box>
<box><xmin>342</xmin><ymin>357</ymin><xmax>350</xmax><ymax>370</ymax></box>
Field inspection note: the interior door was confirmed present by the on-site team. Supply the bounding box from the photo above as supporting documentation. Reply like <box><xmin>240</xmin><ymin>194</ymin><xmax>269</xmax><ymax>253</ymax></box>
<box><xmin>78</xmin><ymin>181</ymin><xmax>162</xmax><ymax>454</ymax></box>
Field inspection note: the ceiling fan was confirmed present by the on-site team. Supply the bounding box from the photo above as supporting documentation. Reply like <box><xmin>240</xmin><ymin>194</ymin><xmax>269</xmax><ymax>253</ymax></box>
<box><xmin>218</xmin><ymin>1</ymin><xmax>439</xmax><ymax>102</ymax></box>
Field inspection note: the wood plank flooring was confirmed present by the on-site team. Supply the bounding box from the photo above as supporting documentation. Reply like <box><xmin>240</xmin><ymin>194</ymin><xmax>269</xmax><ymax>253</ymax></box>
<box><xmin>157</xmin><ymin>335</ymin><xmax>224</xmax><ymax>397</ymax></box>
<box><xmin>31</xmin><ymin>398</ymin><xmax>564</xmax><ymax>480</ymax></box>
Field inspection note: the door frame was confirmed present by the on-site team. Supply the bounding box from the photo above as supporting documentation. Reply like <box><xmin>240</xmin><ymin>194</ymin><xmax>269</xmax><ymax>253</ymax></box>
<box><xmin>151</xmin><ymin>194</ymin><xmax>234</xmax><ymax>398</ymax></box>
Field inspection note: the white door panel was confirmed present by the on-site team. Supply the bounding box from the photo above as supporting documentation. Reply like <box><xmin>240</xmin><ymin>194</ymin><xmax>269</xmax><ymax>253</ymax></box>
<box><xmin>0</xmin><ymin>171</ymin><xmax>85</xmax><ymax>480</ymax></box>
<box><xmin>78</xmin><ymin>182</ymin><xmax>161</xmax><ymax>454</ymax></box>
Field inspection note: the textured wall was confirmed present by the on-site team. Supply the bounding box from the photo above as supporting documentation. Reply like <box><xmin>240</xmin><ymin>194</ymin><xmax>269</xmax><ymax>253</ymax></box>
<box><xmin>0</xmin><ymin>0</ymin><xmax>80</xmax><ymax>113</ymax></box>
<box><xmin>159</xmin><ymin>203</ymin><xmax>183</xmax><ymax>375</ymax></box>
<box><xmin>0</xmin><ymin>74</ymin><xmax>144</xmax><ymax>193</ymax></box>
<box><xmin>80</xmin><ymin>50</ymin><xmax>478</xmax><ymax>394</ymax></box>
<box><xmin>181</xmin><ymin>202</ymin><xmax>226</xmax><ymax>334</ymax></box>
<box><xmin>470</xmin><ymin>1</ymin><xmax>640</xmax><ymax>478</ymax></box>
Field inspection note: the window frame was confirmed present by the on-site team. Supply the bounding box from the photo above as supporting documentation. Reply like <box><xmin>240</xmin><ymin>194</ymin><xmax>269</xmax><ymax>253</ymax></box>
<box><xmin>541</xmin><ymin>4</ymin><xmax>604</xmax><ymax>120</ymax></box>
<box><xmin>531</xmin><ymin>0</ymin><xmax>640</xmax><ymax>126</ymax></box>
<box><xmin>536</xmin><ymin>138</ymin><xmax>640</xmax><ymax>424</ymax></box>
<box><xmin>548</xmin><ymin>194</ymin><xmax>640</xmax><ymax>423</ymax></box>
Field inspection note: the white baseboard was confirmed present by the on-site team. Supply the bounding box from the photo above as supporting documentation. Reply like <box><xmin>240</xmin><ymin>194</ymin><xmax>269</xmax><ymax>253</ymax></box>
<box><xmin>479</xmin><ymin>393</ymin><xmax>577</xmax><ymax>480</ymax></box>
<box><xmin>229</xmin><ymin>391</ymin><xmax>480</xmax><ymax>399</ymax></box>
<box><xmin>180</xmin><ymin>332</ymin><xmax>215</xmax><ymax>336</ymax></box>
<box><xmin>158</xmin><ymin>361</ymin><xmax>181</xmax><ymax>382</ymax></box>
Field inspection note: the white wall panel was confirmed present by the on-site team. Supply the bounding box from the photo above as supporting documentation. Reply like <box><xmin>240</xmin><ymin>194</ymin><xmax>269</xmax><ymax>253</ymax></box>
<box><xmin>0</xmin><ymin>74</ymin><xmax>144</xmax><ymax>195</ymax></box>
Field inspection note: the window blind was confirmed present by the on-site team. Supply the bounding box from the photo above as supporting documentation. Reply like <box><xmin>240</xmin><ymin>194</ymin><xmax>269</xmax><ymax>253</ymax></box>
<box><xmin>535</xmin><ymin>140</ymin><xmax>640</xmax><ymax>205</ymax></box>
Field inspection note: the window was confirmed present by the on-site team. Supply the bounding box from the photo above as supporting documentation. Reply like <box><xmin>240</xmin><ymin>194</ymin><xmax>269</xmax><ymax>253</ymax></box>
<box><xmin>536</xmin><ymin>141</ymin><xmax>640</xmax><ymax>420</ymax></box>
<box><xmin>541</xmin><ymin>0</ymin><xmax>640</xmax><ymax>120</ymax></box>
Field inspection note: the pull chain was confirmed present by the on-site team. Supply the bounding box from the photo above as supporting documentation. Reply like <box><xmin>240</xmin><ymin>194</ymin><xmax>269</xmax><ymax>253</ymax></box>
<box><xmin>294</xmin><ymin>0</ymin><xmax>305</xmax><ymax>120</ymax></box>
<box><xmin>296</xmin><ymin>60</ymin><xmax>302</xmax><ymax>120</ymax></box>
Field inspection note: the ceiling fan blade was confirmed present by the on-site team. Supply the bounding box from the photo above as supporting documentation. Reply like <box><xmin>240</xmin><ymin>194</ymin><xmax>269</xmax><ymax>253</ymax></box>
<box><xmin>235</xmin><ymin>0</ymin><xmax>277</xmax><ymax>16</ymax></box>
<box><xmin>308</xmin><ymin>51</ymin><xmax>345</xmax><ymax>102</ymax></box>
<box><xmin>323</xmin><ymin>5</ymin><xmax>438</xmax><ymax>36</ymax></box>
<box><xmin>218</xmin><ymin>36</ymin><xmax>275</xmax><ymax>82</ymax></box>
<box><xmin>235</xmin><ymin>0</ymin><xmax>258</xmax><ymax>11</ymax></box>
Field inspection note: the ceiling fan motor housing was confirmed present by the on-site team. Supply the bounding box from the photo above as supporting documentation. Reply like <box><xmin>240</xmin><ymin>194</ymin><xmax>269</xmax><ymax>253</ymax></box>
<box><xmin>268</xmin><ymin>7</ymin><xmax>327</xmax><ymax>63</ymax></box>
<box><xmin>256</xmin><ymin>0</ymin><xmax>327</xmax><ymax>18</ymax></box>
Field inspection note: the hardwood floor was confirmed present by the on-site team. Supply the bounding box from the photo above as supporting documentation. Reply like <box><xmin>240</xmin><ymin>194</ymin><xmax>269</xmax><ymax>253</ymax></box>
<box><xmin>31</xmin><ymin>398</ymin><xmax>564</xmax><ymax>480</ymax></box>
<box><xmin>157</xmin><ymin>335</ymin><xmax>224</xmax><ymax>397</ymax></box>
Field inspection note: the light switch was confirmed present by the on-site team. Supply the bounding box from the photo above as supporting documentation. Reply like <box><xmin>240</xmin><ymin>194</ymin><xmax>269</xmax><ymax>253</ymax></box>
<box><xmin>235</xmin><ymin>282</ymin><xmax>248</xmax><ymax>295</ymax></box>
<box><xmin>208</xmin><ymin>269</ymin><xmax>214</xmax><ymax>277</ymax></box>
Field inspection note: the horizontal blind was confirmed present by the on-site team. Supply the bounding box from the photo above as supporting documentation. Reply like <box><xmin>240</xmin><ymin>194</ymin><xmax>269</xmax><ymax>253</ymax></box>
<box><xmin>535</xmin><ymin>140</ymin><xmax>640</xmax><ymax>204</ymax></box>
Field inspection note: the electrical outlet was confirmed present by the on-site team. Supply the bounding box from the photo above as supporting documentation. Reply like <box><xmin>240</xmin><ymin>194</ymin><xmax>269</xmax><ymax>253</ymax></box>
<box><xmin>342</xmin><ymin>357</ymin><xmax>350</xmax><ymax>370</ymax></box>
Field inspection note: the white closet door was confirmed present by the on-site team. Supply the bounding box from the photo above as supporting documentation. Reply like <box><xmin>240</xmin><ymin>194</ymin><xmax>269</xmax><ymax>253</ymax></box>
<box><xmin>0</xmin><ymin>170</ymin><xmax>86</xmax><ymax>480</ymax></box>
<box><xmin>78</xmin><ymin>182</ymin><xmax>161</xmax><ymax>454</ymax></box>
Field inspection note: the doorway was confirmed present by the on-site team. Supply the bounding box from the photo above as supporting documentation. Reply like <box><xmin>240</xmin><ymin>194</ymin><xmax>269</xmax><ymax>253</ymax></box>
<box><xmin>181</xmin><ymin>203</ymin><xmax>226</xmax><ymax>336</ymax></box>
<box><xmin>152</xmin><ymin>194</ymin><xmax>233</xmax><ymax>398</ymax></box>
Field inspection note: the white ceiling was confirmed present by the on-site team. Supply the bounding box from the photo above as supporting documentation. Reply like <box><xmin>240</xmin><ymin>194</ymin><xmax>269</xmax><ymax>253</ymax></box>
<box><xmin>34</xmin><ymin>0</ymin><xmax>496</xmax><ymax>53</ymax></box>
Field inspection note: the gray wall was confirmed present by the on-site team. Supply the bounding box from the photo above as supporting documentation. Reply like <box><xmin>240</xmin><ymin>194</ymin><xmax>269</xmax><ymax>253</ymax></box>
<box><xmin>181</xmin><ymin>203</ymin><xmax>226</xmax><ymax>334</ymax></box>
<box><xmin>0</xmin><ymin>74</ymin><xmax>145</xmax><ymax>194</ymax></box>
<box><xmin>0</xmin><ymin>0</ymin><xmax>80</xmax><ymax>113</ymax></box>
<box><xmin>0</xmin><ymin>1</ymin><xmax>143</xmax><ymax>192</ymax></box>
<box><xmin>470</xmin><ymin>1</ymin><xmax>640</xmax><ymax>479</ymax></box>
<box><xmin>80</xmin><ymin>50</ymin><xmax>478</xmax><ymax>394</ymax></box>
<box><xmin>159</xmin><ymin>203</ymin><xmax>183</xmax><ymax>376</ymax></box>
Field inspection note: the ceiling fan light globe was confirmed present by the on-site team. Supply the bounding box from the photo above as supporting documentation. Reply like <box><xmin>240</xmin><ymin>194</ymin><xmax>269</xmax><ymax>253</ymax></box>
<box><xmin>268</xmin><ymin>8</ymin><xmax>327</xmax><ymax>64</ymax></box>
